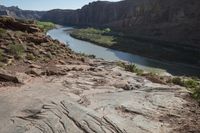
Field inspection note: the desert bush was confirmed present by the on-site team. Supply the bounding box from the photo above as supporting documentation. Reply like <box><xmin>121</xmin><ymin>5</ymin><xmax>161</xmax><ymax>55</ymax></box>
<box><xmin>36</xmin><ymin>21</ymin><xmax>55</xmax><ymax>32</ymax></box>
<box><xmin>0</xmin><ymin>28</ymin><xmax>7</xmax><ymax>37</ymax></box>
<box><xmin>116</xmin><ymin>62</ymin><xmax>143</xmax><ymax>75</ymax></box>
<box><xmin>8</xmin><ymin>43</ymin><xmax>25</xmax><ymax>59</ymax></box>
<box><xmin>184</xmin><ymin>79</ymin><xmax>199</xmax><ymax>88</ymax></box>
<box><xmin>0</xmin><ymin>50</ymin><xmax>3</xmax><ymax>62</ymax></box>
<box><xmin>26</xmin><ymin>53</ymin><xmax>35</xmax><ymax>60</ymax></box>
<box><xmin>170</xmin><ymin>77</ymin><xmax>200</xmax><ymax>102</ymax></box>
<box><xmin>192</xmin><ymin>86</ymin><xmax>200</xmax><ymax>102</ymax></box>
<box><xmin>170</xmin><ymin>77</ymin><xmax>184</xmax><ymax>86</ymax></box>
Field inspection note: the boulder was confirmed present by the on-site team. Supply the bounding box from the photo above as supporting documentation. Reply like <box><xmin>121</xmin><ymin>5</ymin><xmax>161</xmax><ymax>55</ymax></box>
<box><xmin>0</xmin><ymin>16</ymin><xmax>41</xmax><ymax>33</ymax></box>
<box><xmin>0</xmin><ymin>69</ymin><xmax>19</xmax><ymax>83</ymax></box>
<box><xmin>25</xmin><ymin>68</ymin><xmax>43</xmax><ymax>76</ymax></box>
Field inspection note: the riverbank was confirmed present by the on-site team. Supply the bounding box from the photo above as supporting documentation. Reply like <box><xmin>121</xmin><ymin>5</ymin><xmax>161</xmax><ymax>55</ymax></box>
<box><xmin>36</xmin><ymin>21</ymin><xmax>55</xmax><ymax>32</ymax></box>
<box><xmin>70</xmin><ymin>28</ymin><xmax>200</xmax><ymax>69</ymax></box>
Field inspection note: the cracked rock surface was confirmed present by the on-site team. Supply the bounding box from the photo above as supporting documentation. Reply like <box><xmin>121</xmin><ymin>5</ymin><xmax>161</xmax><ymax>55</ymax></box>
<box><xmin>0</xmin><ymin>59</ymin><xmax>199</xmax><ymax>133</ymax></box>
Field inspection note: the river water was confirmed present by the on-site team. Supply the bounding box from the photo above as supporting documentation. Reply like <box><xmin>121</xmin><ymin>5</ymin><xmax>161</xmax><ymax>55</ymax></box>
<box><xmin>47</xmin><ymin>27</ymin><xmax>200</xmax><ymax>76</ymax></box>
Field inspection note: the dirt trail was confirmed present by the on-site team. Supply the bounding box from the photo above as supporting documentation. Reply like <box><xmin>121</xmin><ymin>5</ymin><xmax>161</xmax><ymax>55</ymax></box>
<box><xmin>0</xmin><ymin>59</ymin><xmax>199</xmax><ymax>133</ymax></box>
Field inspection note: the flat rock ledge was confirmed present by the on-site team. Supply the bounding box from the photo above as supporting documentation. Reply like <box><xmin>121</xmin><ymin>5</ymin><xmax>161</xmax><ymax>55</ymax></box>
<box><xmin>0</xmin><ymin>60</ymin><xmax>199</xmax><ymax>133</ymax></box>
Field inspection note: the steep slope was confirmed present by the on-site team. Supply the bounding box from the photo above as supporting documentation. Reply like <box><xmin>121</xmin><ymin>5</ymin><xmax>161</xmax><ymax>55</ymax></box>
<box><xmin>1</xmin><ymin>0</ymin><xmax>200</xmax><ymax>66</ymax></box>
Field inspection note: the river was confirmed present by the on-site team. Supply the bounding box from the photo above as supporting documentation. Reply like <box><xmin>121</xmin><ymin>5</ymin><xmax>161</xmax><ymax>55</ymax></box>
<box><xmin>47</xmin><ymin>27</ymin><xmax>200</xmax><ymax>76</ymax></box>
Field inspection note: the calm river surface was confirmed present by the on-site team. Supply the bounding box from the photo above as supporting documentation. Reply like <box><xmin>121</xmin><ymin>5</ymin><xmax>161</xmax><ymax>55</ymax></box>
<box><xmin>47</xmin><ymin>27</ymin><xmax>200</xmax><ymax>76</ymax></box>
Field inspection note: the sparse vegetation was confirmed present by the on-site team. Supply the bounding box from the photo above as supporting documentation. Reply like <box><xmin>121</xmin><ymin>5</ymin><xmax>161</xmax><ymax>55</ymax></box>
<box><xmin>117</xmin><ymin>61</ymin><xmax>200</xmax><ymax>102</ymax></box>
<box><xmin>0</xmin><ymin>28</ymin><xmax>7</xmax><ymax>37</ymax></box>
<box><xmin>170</xmin><ymin>77</ymin><xmax>200</xmax><ymax>102</ymax></box>
<box><xmin>70</xmin><ymin>28</ymin><xmax>116</xmax><ymax>47</ymax></box>
<box><xmin>116</xmin><ymin>61</ymin><xmax>143</xmax><ymax>75</ymax></box>
<box><xmin>26</xmin><ymin>53</ymin><xmax>35</xmax><ymax>61</ymax></box>
<box><xmin>36</xmin><ymin>21</ymin><xmax>55</xmax><ymax>32</ymax></box>
<box><xmin>0</xmin><ymin>50</ymin><xmax>9</xmax><ymax>65</ymax></box>
<box><xmin>78</xmin><ymin>52</ymin><xmax>96</xmax><ymax>58</ymax></box>
<box><xmin>0</xmin><ymin>50</ymin><xmax>4</xmax><ymax>62</ymax></box>
<box><xmin>8</xmin><ymin>43</ymin><xmax>25</xmax><ymax>59</ymax></box>
<box><xmin>192</xmin><ymin>86</ymin><xmax>200</xmax><ymax>102</ymax></box>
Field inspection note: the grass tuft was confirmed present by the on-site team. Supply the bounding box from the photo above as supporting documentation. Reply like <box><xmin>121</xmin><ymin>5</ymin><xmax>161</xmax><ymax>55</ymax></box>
<box><xmin>0</xmin><ymin>28</ymin><xmax>7</xmax><ymax>37</ymax></box>
<box><xmin>170</xmin><ymin>77</ymin><xmax>200</xmax><ymax>102</ymax></box>
<box><xmin>116</xmin><ymin>61</ymin><xmax>144</xmax><ymax>75</ymax></box>
<box><xmin>70</xmin><ymin>28</ymin><xmax>116</xmax><ymax>47</ymax></box>
<box><xmin>36</xmin><ymin>21</ymin><xmax>55</xmax><ymax>32</ymax></box>
<box><xmin>8</xmin><ymin>43</ymin><xmax>25</xmax><ymax>59</ymax></box>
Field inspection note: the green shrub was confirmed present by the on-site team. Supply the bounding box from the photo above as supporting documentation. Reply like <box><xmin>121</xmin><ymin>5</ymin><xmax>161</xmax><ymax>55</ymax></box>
<box><xmin>171</xmin><ymin>77</ymin><xmax>200</xmax><ymax>102</ymax></box>
<box><xmin>124</xmin><ymin>64</ymin><xmax>137</xmax><ymax>72</ymax></box>
<box><xmin>116</xmin><ymin>61</ymin><xmax>126</xmax><ymax>68</ymax></box>
<box><xmin>70</xmin><ymin>28</ymin><xmax>116</xmax><ymax>46</ymax></box>
<box><xmin>116</xmin><ymin>62</ymin><xmax>144</xmax><ymax>75</ymax></box>
<box><xmin>184</xmin><ymin>79</ymin><xmax>199</xmax><ymax>88</ymax></box>
<box><xmin>26</xmin><ymin>53</ymin><xmax>35</xmax><ymax>60</ymax></box>
<box><xmin>0</xmin><ymin>50</ymin><xmax>3</xmax><ymax>62</ymax></box>
<box><xmin>36</xmin><ymin>21</ymin><xmax>55</xmax><ymax>32</ymax></box>
<box><xmin>171</xmin><ymin>77</ymin><xmax>199</xmax><ymax>88</ymax></box>
<box><xmin>192</xmin><ymin>86</ymin><xmax>200</xmax><ymax>102</ymax></box>
<box><xmin>14</xmin><ymin>31</ymin><xmax>24</xmax><ymax>37</ymax></box>
<box><xmin>8</xmin><ymin>43</ymin><xmax>25</xmax><ymax>59</ymax></box>
<box><xmin>170</xmin><ymin>77</ymin><xmax>184</xmax><ymax>86</ymax></box>
<box><xmin>0</xmin><ymin>28</ymin><xmax>7</xmax><ymax>37</ymax></box>
<box><xmin>78</xmin><ymin>53</ymin><xmax>96</xmax><ymax>58</ymax></box>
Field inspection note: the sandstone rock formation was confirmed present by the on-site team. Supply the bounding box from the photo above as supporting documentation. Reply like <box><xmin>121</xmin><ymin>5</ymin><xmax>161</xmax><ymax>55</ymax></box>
<box><xmin>0</xmin><ymin>60</ymin><xmax>200</xmax><ymax>133</ymax></box>
<box><xmin>0</xmin><ymin>16</ymin><xmax>41</xmax><ymax>33</ymax></box>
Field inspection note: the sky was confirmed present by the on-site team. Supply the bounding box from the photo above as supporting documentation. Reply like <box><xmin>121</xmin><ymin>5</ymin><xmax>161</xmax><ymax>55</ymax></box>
<box><xmin>1</xmin><ymin>0</ymin><xmax>121</xmax><ymax>11</ymax></box>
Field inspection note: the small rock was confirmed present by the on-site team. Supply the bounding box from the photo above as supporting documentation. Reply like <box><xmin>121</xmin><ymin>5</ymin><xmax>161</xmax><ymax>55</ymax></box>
<box><xmin>123</xmin><ymin>84</ymin><xmax>136</xmax><ymax>90</ymax></box>
<box><xmin>58</xmin><ymin>60</ymin><xmax>66</xmax><ymax>65</ymax></box>
<box><xmin>29</xmin><ymin>64</ymin><xmax>41</xmax><ymax>69</ymax></box>
<box><xmin>0</xmin><ymin>69</ymin><xmax>19</xmax><ymax>83</ymax></box>
<box><xmin>25</xmin><ymin>68</ymin><xmax>43</xmax><ymax>76</ymax></box>
<box><xmin>24</xmin><ymin>60</ymin><xmax>33</xmax><ymax>64</ymax></box>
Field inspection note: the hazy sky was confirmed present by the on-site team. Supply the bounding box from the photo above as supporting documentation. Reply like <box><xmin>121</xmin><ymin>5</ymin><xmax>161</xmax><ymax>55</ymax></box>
<box><xmin>1</xmin><ymin>0</ymin><xmax>121</xmax><ymax>11</ymax></box>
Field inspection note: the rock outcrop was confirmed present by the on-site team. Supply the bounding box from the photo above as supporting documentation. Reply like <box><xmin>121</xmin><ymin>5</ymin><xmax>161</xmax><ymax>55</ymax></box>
<box><xmin>0</xmin><ymin>60</ymin><xmax>200</xmax><ymax>133</ymax></box>
<box><xmin>0</xmin><ymin>16</ymin><xmax>41</xmax><ymax>33</ymax></box>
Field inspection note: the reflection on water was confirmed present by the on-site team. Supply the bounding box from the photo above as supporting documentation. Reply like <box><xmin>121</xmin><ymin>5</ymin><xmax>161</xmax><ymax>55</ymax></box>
<box><xmin>47</xmin><ymin>27</ymin><xmax>200</xmax><ymax>76</ymax></box>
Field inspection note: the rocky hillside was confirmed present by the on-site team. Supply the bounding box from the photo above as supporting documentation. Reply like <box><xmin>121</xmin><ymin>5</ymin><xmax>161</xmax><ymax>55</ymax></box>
<box><xmin>0</xmin><ymin>16</ymin><xmax>81</xmax><ymax>78</ymax></box>
<box><xmin>0</xmin><ymin>16</ymin><xmax>200</xmax><ymax>133</ymax></box>
<box><xmin>1</xmin><ymin>0</ymin><xmax>199</xmax><ymax>67</ymax></box>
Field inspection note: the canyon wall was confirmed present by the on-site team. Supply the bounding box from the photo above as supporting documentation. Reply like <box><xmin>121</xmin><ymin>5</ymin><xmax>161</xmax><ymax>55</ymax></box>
<box><xmin>1</xmin><ymin>0</ymin><xmax>200</xmax><ymax>45</ymax></box>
